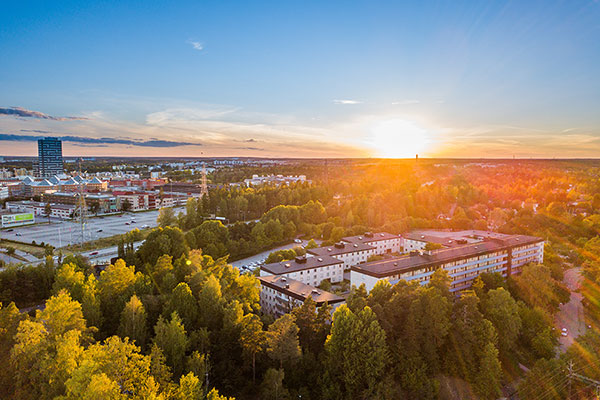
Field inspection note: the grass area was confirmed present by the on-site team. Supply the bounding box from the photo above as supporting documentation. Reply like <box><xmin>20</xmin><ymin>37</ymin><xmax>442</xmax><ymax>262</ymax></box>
<box><xmin>0</xmin><ymin>239</ymin><xmax>47</xmax><ymax>259</ymax></box>
<box><xmin>62</xmin><ymin>228</ymin><xmax>153</xmax><ymax>253</ymax></box>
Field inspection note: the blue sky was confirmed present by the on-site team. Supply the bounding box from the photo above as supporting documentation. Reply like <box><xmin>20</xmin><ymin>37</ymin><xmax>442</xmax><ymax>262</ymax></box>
<box><xmin>1</xmin><ymin>0</ymin><xmax>599</xmax><ymax>157</ymax></box>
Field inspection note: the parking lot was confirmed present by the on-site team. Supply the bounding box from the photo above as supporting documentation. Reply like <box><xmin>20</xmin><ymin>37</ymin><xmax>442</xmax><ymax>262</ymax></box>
<box><xmin>229</xmin><ymin>239</ymin><xmax>321</xmax><ymax>272</ymax></box>
<box><xmin>0</xmin><ymin>207</ymin><xmax>184</xmax><ymax>249</ymax></box>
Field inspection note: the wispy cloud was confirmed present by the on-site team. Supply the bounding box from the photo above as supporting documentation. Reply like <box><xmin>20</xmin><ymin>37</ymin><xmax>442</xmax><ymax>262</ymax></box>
<box><xmin>0</xmin><ymin>107</ymin><xmax>88</xmax><ymax>121</ymax></box>
<box><xmin>0</xmin><ymin>133</ymin><xmax>200</xmax><ymax>148</ymax></box>
<box><xmin>333</xmin><ymin>99</ymin><xmax>362</xmax><ymax>105</ymax></box>
<box><xmin>391</xmin><ymin>99</ymin><xmax>420</xmax><ymax>105</ymax></box>
<box><xmin>187</xmin><ymin>40</ymin><xmax>204</xmax><ymax>51</ymax></box>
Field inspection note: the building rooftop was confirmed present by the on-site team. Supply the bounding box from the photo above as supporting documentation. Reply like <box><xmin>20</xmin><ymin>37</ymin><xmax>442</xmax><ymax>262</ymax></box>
<box><xmin>403</xmin><ymin>229</ymin><xmax>536</xmax><ymax>248</ymax></box>
<box><xmin>342</xmin><ymin>231</ymin><xmax>400</xmax><ymax>244</ymax></box>
<box><xmin>307</xmin><ymin>241</ymin><xmax>375</xmax><ymax>257</ymax></box>
<box><xmin>352</xmin><ymin>233</ymin><xmax>543</xmax><ymax>278</ymax></box>
<box><xmin>258</xmin><ymin>275</ymin><xmax>345</xmax><ymax>305</ymax></box>
<box><xmin>261</xmin><ymin>254</ymin><xmax>343</xmax><ymax>275</ymax></box>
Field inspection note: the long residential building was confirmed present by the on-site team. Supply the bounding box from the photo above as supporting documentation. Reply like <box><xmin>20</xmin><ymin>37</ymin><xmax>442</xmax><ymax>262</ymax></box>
<box><xmin>261</xmin><ymin>254</ymin><xmax>345</xmax><ymax>287</ymax></box>
<box><xmin>341</xmin><ymin>232</ymin><xmax>402</xmax><ymax>255</ymax></box>
<box><xmin>258</xmin><ymin>275</ymin><xmax>345</xmax><ymax>317</ymax></box>
<box><xmin>352</xmin><ymin>230</ymin><xmax>544</xmax><ymax>293</ymax></box>
<box><xmin>307</xmin><ymin>241</ymin><xmax>377</xmax><ymax>270</ymax></box>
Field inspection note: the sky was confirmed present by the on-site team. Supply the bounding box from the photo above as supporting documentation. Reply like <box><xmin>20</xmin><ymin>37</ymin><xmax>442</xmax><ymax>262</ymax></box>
<box><xmin>1</xmin><ymin>0</ymin><xmax>600</xmax><ymax>158</ymax></box>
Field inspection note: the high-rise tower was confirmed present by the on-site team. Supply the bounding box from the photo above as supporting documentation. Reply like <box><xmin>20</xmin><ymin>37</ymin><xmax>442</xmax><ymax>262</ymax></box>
<box><xmin>36</xmin><ymin>137</ymin><xmax>63</xmax><ymax>177</ymax></box>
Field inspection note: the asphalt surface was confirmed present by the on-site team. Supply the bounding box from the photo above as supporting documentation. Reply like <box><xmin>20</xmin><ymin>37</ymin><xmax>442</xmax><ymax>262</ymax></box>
<box><xmin>229</xmin><ymin>239</ymin><xmax>322</xmax><ymax>271</ymax></box>
<box><xmin>556</xmin><ymin>267</ymin><xmax>586</xmax><ymax>352</ymax></box>
<box><xmin>0</xmin><ymin>208</ymin><xmax>183</xmax><ymax>249</ymax></box>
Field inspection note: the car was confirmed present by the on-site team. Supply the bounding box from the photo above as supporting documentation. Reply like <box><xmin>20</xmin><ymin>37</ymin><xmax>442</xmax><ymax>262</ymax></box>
<box><xmin>141</xmin><ymin>224</ymin><xmax>150</xmax><ymax>229</ymax></box>
<box><xmin>15</xmin><ymin>232</ymin><xmax>22</xmax><ymax>236</ymax></box>
<box><xmin>294</xmin><ymin>239</ymin><xmax>302</xmax><ymax>243</ymax></box>
<box><xmin>97</xmin><ymin>229</ymin><xmax>103</xmax><ymax>232</ymax></box>
<box><xmin>561</xmin><ymin>331</ymin><xmax>568</xmax><ymax>337</ymax></box>
<box><xmin>561</xmin><ymin>328</ymin><xmax>567</xmax><ymax>333</ymax></box>
<box><xmin>89</xmin><ymin>251</ymin><xmax>99</xmax><ymax>256</ymax></box>
<box><xmin>125</xmin><ymin>222</ymin><xmax>130</xmax><ymax>225</ymax></box>
<box><xmin>6</xmin><ymin>229</ymin><xmax>13</xmax><ymax>232</ymax></box>
<box><xmin>131</xmin><ymin>220</ymin><xmax>136</xmax><ymax>223</ymax></box>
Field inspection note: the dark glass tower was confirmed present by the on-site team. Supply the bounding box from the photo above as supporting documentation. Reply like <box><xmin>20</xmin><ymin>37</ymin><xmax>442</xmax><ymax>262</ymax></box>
<box><xmin>36</xmin><ymin>137</ymin><xmax>63</xmax><ymax>177</ymax></box>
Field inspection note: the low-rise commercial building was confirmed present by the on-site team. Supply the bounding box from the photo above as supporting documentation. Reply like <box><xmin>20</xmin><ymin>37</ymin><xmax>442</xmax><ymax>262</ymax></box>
<box><xmin>261</xmin><ymin>255</ymin><xmax>345</xmax><ymax>287</ymax></box>
<box><xmin>6</xmin><ymin>200</ymin><xmax>77</xmax><ymax>219</ymax></box>
<box><xmin>258</xmin><ymin>275</ymin><xmax>345</xmax><ymax>317</ymax></box>
<box><xmin>351</xmin><ymin>230</ymin><xmax>544</xmax><ymax>293</ymax></box>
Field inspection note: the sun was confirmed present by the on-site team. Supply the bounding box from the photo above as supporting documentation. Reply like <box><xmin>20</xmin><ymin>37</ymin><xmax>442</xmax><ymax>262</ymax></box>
<box><xmin>369</xmin><ymin>118</ymin><xmax>432</xmax><ymax>158</ymax></box>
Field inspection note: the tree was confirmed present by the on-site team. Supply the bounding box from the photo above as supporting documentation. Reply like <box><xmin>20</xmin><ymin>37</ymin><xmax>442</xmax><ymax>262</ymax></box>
<box><xmin>305</xmin><ymin>239</ymin><xmax>318</xmax><ymax>249</ymax></box>
<box><xmin>89</xmin><ymin>202</ymin><xmax>100</xmax><ymax>216</ymax></box>
<box><xmin>38</xmin><ymin>289</ymin><xmax>87</xmax><ymax>340</ymax></box>
<box><xmin>158</xmin><ymin>207</ymin><xmax>177</xmax><ymax>227</ymax></box>
<box><xmin>165</xmin><ymin>282</ymin><xmax>197</xmax><ymax>329</ymax></box>
<box><xmin>63</xmin><ymin>336</ymin><xmax>162</xmax><ymax>399</ymax></box>
<box><xmin>444</xmin><ymin>292</ymin><xmax>501</xmax><ymax>398</ymax></box>
<box><xmin>121</xmin><ymin>198</ymin><xmax>132</xmax><ymax>212</ymax></box>
<box><xmin>175</xmin><ymin>372</ymin><xmax>203</xmax><ymax>400</ymax></box>
<box><xmin>518</xmin><ymin>358</ymin><xmax>566</xmax><ymax>400</ymax></box>
<box><xmin>239</xmin><ymin>313</ymin><xmax>265</xmax><ymax>383</ymax></box>
<box><xmin>197</xmin><ymin>275</ymin><xmax>224</xmax><ymax>331</ymax></box>
<box><xmin>0</xmin><ymin>301</ymin><xmax>25</xmax><ymax>397</ymax></box>
<box><xmin>154</xmin><ymin>312</ymin><xmax>189</xmax><ymax>378</ymax></box>
<box><xmin>266</xmin><ymin>313</ymin><xmax>301</xmax><ymax>368</ymax></box>
<box><xmin>323</xmin><ymin>305</ymin><xmax>389</xmax><ymax>399</ymax></box>
<box><xmin>44</xmin><ymin>202</ymin><xmax>52</xmax><ymax>224</ymax></box>
<box><xmin>481</xmin><ymin>288</ymin><xmax>521</xmax><ymax>355</ymax></box>
<box><xmin>118</xmin><ymin>295</ymin><xmax>148</xmax><ymax>348</ymax></box>
<box><xmin>137</xmin><ymin>227</ymin><xmax>189</xmax><ymax>266</ymax></box>
<box><xmin>98</xmin><ymin>259</ymin><xmax>138</xmax><ymax>333</ymax></box>
<box><xmin>261</xmin><ymin>368</ymin><xmax>289</xmax><ymax>400</ymax></box>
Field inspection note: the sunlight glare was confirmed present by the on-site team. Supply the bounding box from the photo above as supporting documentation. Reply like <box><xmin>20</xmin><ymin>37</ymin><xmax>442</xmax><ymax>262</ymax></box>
<box><xmin>369</xmin><ymin>119</ymin><xmax>432</xmax><ymax>158</ymax></box>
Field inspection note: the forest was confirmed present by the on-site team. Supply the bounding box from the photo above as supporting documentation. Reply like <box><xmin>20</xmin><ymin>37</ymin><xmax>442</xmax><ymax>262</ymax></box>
<box><xmin>1</xmin><ymin>159</ymin><xmax>600</xmax><ymax>399</ymax></box>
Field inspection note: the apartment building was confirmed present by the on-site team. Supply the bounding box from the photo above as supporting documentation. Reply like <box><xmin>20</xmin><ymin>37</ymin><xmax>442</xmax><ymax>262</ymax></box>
<box><xmin>261</xmin><ymin>255</ymin><xmax>345</xmax><ymax>287</ymax></box>
<box><xmin>342</xmin><ymin>232</ymin><xmax>402</xmax><ymax>255</ymax></box>
<box><xmin>307</xmin><ymin>241</ymin><xmax>377</xmax><ymax>270</ymax></box>
<box><xmin>258</xmin><ymin>275</ymin><xmax>345</xmax><ymax>317</ymax></box>
<box><xmin>351</xmin><ymin>230</ymin><xmax>544</xmax><ymax>293</ymax></box>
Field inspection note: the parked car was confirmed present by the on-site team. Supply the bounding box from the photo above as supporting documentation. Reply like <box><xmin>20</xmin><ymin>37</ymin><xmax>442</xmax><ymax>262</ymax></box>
<box><xmin>294</xmin><ymin>239</ymin><xmax>302</xmax><ymax>243</ymax></box>
<box><xmin>141</xmin><ymin>224</ymin><xmax>150</xmax><ymax>229</ymax></box>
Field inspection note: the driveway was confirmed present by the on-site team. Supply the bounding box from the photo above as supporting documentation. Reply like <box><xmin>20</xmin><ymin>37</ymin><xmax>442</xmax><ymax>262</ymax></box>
<box><xmin>556</xmin><ymin>267</ymin><xmax>586</xmax><ymax>352</ymax></box>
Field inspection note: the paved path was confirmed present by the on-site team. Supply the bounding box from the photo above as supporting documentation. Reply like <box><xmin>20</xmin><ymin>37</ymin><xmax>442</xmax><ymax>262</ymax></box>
<box><xmin>556</xmin><ymin>267</ymin><xmax>586</xmax><ymax>352</ymax></box>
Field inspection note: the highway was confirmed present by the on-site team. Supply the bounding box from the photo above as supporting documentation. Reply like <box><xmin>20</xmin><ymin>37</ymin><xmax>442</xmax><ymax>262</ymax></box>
<box><xmin>0</xmin><ymin>207</ymin><xmax>183</xmax><ymax>249</ymax></box>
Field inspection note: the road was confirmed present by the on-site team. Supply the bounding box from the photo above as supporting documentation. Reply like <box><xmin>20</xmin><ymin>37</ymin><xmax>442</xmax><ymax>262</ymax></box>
<box><xmin>84</xmin><ymin>240</ymin><xmax>145</xmax><ymax>264</ymax></box>
<box><xmin>556</xmin><ymin>267</ymin><xmax>586</xmax><ymax>352</ymax></box>
<box><xmin>229</xmin><ymin>239</ymin><xmax>321</xmax><ymax>270</ymax></box>
<box><xmin>0</xmin><ymin>208</ymin><xmax>183</xmax><ymax>249</ymax></box>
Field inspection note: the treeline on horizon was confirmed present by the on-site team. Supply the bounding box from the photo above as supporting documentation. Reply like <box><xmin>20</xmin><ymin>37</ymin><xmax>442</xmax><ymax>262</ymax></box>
<box><xmin>1</xmin><ymin>160</ymin><xmax>600</xmax><ymax>399</ymax></box>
